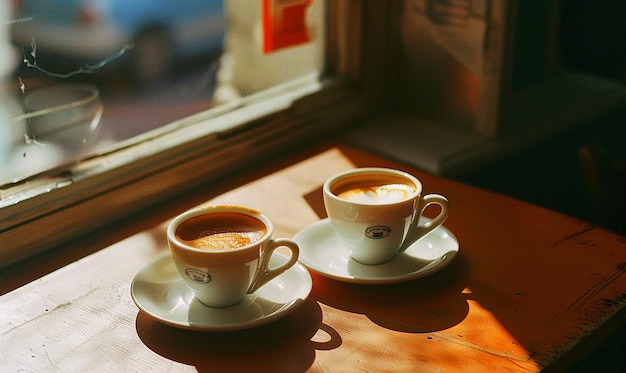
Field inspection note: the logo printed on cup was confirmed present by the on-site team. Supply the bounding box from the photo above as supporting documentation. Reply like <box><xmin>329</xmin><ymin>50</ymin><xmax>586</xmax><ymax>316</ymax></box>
<box><xmin>185</xmin><ymin>268</ymin><xmax>211</xmax><ymax>284</ymax></box>
<box><xmin>365</xmin><ymin>226</ymin><xmax>392</xmax><ymax>239</ymax></box>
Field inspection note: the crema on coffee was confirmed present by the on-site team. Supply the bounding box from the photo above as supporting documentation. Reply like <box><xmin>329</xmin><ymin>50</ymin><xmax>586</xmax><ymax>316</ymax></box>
<box><xmin>176</xmin><ymin>212</ymin><xmax>267</xmax><ymax>251</ymax></box>
<box><xmin>336</xmin><ymin>183</ymin><xmax>415</xmax><ymax>204</ymax></box>
<box><xmin>331</xmin><ymin>173</ymin><xmax>416</xmax><ymax>205</ymax></box>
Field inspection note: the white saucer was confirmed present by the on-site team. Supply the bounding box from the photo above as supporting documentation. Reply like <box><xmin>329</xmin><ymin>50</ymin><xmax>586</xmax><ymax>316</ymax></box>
<box><xmin>130</xmin><ymin>253</ymin><xmax>312</xmax><ymax>331</ymax></box>
<box><xmin>294</xmin><ymin>218</ymin><xmax>459</xmax><ymax>284</ymax></box>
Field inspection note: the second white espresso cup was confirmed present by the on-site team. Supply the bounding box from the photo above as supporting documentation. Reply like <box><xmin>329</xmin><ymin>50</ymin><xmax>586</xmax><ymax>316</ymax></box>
<box><xmin>323</xmin><ymin>168</ymin><xmax>449</xmax><ymax>265</ymax></box>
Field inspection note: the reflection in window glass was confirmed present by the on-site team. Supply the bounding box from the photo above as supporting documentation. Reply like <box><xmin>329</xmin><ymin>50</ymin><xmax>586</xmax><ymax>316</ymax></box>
<box><xmin>1</xmin><ymin>0</ymin><xmax>325</xmax><ymax>184</ymax></box>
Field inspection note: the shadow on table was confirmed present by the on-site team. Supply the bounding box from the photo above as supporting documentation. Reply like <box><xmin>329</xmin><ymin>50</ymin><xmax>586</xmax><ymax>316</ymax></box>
<box><xmin>136</xmin><ymin>298</ymin><xmax>340</xmax><ymax>372</ymax></box>
<box><xmin>312</xmin><ymin>252</ymin><xmax>472</xmax><ymax>333</ymax></box>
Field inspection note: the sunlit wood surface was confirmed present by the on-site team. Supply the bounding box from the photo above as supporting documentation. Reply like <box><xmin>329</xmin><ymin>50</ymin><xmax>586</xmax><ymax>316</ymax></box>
<box><xmin>1</xmin><ymin>143</ymin><xmax>625</xmax><ymax>372</ymax></box>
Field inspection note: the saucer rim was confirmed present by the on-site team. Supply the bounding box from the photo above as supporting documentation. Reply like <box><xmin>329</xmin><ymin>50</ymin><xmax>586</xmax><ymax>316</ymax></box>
<box><xmin>294</xmin><ymin>218</ymin><xmax>459</xmax><ymax>284</ymax></box>
<box><xmin>130</xmin><ymin>254</ymin><xmax>312</xmax><ymax>331</ymax></box>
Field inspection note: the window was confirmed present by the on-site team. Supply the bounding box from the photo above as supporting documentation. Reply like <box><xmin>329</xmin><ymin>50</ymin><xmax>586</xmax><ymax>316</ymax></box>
<box><xmin>3</xmin><ymin>0</ymin><xmax>329</xmax><ymax>183</ymax></box>
<box><xmin>0</xmin><ymin>0</ymin><xmax>386</xmax><ymax>266</ymax></box>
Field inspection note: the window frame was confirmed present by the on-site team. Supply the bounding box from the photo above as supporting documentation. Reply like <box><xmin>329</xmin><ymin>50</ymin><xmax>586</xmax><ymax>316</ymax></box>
<box><xmin>0</xmin><ymin>0</ymin><xmax>396</xmax><ymax>267</ymax></box>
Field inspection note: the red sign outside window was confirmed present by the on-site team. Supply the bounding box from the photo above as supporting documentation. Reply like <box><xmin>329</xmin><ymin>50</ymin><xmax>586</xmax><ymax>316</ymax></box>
<box><xmin>262</xmin><ymin>0</ymin><xmax>312</xmax><ymax>53</ymax></box>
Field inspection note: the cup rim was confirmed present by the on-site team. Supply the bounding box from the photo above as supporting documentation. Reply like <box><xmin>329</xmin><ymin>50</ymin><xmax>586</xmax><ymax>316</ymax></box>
<box><xmin>167</xmin><ymin>205</ymin><xmax>273</xmax><ymax>254</ymax></box>
<box><xmin>323</xmin><ymin>167</ymin><xmax>422</xmax><ymax>206</ymax></box>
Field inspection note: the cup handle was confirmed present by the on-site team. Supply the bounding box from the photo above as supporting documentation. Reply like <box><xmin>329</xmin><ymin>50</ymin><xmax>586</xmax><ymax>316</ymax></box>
<box><xmin>247</xmin><ymin>238</ymin><xmax>300</xmax><ymax>294</ymax></box>
<box><xmin>401</xmin><ymin>193</ymin><xmax>449</xmax><ymax>251</ymax></box>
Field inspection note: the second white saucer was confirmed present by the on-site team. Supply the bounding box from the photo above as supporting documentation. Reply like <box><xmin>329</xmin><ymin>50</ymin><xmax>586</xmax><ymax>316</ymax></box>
<box><xmin>294</xmin><ymin>218</ymin><xmax>459</xmax><ymax>284</ymax></box>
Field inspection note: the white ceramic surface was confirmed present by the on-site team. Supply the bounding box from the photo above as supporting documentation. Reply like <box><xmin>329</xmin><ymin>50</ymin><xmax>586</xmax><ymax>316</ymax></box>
<box><xmin>294</xmin><ymin>218</ymin><xmax>459</xmax><ymax>284</ymax></box>
<box><xmin>130</xmin><ymin>253</ymin><xmax>312</xmax><ymax>331</ymax></box>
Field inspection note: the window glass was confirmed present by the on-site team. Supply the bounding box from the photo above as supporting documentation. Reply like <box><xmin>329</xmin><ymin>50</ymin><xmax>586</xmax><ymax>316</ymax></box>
<box><xmin>1</xmin><ymin>0</ymin><xmax>325</xmax><ymax>184</ymax></box>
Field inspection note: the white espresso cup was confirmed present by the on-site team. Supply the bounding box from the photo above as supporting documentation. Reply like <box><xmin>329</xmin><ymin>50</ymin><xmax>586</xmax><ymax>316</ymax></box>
<box><xmin>323</xmin><ymin>168</ymin><xmax>449</xmax><ymax>265</ymax></box>
<box><xmin>167</xmin><ymin>205</ymin><xmax>299</xmax><ymax>308</ymax></box>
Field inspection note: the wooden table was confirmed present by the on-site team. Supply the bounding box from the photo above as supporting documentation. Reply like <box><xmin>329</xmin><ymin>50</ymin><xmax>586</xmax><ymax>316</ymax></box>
<box><xmin>2</xmin><ymin>143</ymin><xmax>625</xmax><ymax>372</ymax></box>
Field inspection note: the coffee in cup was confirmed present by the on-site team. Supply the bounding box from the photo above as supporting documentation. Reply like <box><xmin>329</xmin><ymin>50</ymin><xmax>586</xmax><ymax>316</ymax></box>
<box><xmin>175</xmin><ymin>212</ymin><xmax>267</xmax><ymax>251</ymax></box>
<box><xmin>323</xmin><ymin>168</ymin><xmax>449</xmax><ymax>265</ymax></box>
<box><xmin>167</xmin><ymin>205</ymin><xmax>299</xmax><ymax>307</ymax></box>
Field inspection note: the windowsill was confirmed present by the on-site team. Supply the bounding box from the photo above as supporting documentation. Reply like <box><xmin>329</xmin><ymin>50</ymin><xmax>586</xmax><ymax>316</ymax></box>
<box><xmin>344</xmin><ymin>72</ymin><xmax>626</xmax><ymax>176</ymax></box>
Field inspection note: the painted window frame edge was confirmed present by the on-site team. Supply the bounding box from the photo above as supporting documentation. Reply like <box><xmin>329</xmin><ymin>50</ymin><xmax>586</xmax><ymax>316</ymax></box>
<box><xmin>0</xmin><ymin>0</ymin><xmax>387</xmax><ymax>267</ymax></box>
